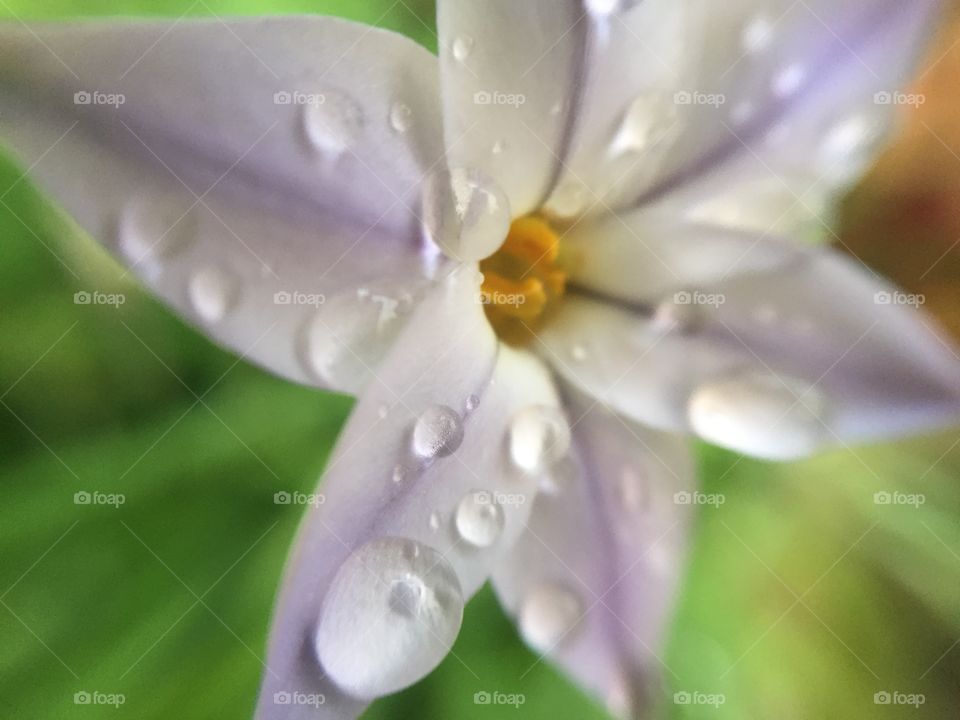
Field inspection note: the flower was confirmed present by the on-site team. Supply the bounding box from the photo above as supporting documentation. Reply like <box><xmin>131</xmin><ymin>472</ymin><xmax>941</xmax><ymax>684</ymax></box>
<box><xmin>0</xmin><ymin>1</ymin><xmax>957</xmax><ymax>718</ymax></box>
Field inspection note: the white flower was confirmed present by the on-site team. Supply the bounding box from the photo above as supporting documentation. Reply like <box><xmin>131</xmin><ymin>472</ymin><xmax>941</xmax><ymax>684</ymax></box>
<box><xmin>0</xmin><ymin>1</ymin><xmax>956</xmax><ymax>717</ymax></box>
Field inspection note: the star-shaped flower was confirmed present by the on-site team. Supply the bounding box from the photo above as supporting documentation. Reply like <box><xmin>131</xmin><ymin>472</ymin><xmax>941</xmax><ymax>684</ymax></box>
<box><xmin>1</xmin><ymin>1</ymin><xmax>957</xmax><ymax>718</ymax></box>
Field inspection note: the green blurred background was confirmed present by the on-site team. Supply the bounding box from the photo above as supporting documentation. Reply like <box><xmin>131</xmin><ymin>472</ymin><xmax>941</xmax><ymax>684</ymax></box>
<box><xmin>1</xmin><ymin>1</ymin><xmax>959</xmax><ymax>718</ymax></box>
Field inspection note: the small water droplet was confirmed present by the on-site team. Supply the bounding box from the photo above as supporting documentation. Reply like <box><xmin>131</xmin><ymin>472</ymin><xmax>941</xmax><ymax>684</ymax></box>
<box><xmin>652</xmin><ymin>294</ymin><xmax>708</xmax><ymax>334</ymax></box>
<box><xmin>773</xmin><ymin>63</ymin><xmax>805</xmax><ymax>98</ymax></box>
<box><xmin>491</xmin><ymin>139</ymin><xmax>505</xmax><ymax>155</ymax></box>
<box><xmin>509</xmin><ymin>405</ymin><xmax>570</xmax><ymax>473</ymax></box>
<box><xmin>612</xmin><ymin>94</ymin><xmax>677</xmax><ymax>156</ymax></box>
<box><xmin>452</xmin><ymin>35</ymin><xmax>474</xmax><ymax>62</ymax></box>
<box><xmin>429</xmin><ymin>511</ymin><xmax>441</xmax><ymax>532</ymax></box>
<box><xmin>378</xmin><ymin>404</ymin><xmax>390</xmax><ymax>419</ymax></box>
<box><xmin>117</xmin><ymin>198</ymin><xmax>194</xmax><ymax>264</ymax></box>
<box><xmin>412</xmin><ymin>405</ymin><xmax>464</xmax><ymax>460</ymax></box>
<box><xmin>315</xmin><ymin>538</ymin><xmax>464</xmax><ymax>698</ymax></box>
<box><xmin>518</xmin><ymin>582</ymin><xmax>582</xmax><ymax>653</ymax></box>
<box><xmin>303</xmin><ymin>90</ymin><xmax>364</xmax><ymax>156</ymax></box>
<box><xmin>570</xmin><ymin>344</ymin><xmax>588</xmax><ymax>362</ymax></box>
<box><xmin>389</xmin><ymin>101</ymin><xmax>413</xmax><ymax>134</ymax></box>
<box><xmin>455</xmin><ymin>490</ymin><xmax>504</xmax><ymax>548</ymax></box>
<box><xmin>687</xmin><ymin>371</ymin><xmax>827</xmax><ymax>460</ymax></box>
<box><xmin>742</xmin><ymin>16</ymin><xmax>773</xmax><ymax>53</ymax></box>
<box><xmin>391</xmin><ymin>464</ymin><xmax>407</xmax><ymax>484</ymax></box>
<box><xmin>465</xmin><ymin>394</ymin><xmax>480</xmax><ymax>412</ymax></box>
<box><xmin>547</xmin><ymin>179</ymin><xmax>589</xmax><ymax>218</ymax></box>
<box><xmin>188</xmin><ymin>268</ymin><xmax>235</xmax><ymax>323</ymax></box>
<box><xmin>423</xmin><ymin>167</ymin><xmax>511</xmax><ymax>261</ymax></box>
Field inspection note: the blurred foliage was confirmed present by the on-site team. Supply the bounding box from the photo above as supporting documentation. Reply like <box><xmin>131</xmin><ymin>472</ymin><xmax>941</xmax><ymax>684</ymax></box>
<box><xmin>1</xmin><ymin>1</ymin><xmax>959</xmax><ymax>719</ymax></box>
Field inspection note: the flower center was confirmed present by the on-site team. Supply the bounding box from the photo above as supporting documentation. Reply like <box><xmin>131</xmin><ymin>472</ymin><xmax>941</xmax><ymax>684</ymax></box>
<box><xmin>479</xmin><ymin>216</ymin><xmax>567</xmax><ymax>346</ymax></box>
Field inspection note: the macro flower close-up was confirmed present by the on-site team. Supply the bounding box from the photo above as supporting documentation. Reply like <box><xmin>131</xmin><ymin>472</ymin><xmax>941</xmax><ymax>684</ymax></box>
<box><xmin>3</xmin><ymin>1</ymin><xmax>960</xmax><ymax>718</ymax></box>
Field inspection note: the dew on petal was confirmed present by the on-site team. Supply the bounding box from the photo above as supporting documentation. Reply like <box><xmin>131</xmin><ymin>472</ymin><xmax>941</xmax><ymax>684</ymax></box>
<box><xmin>455</xmin><ymin>490</ymin><xmax>505</xmax><ymax>548</ymax></box>
<box><xmin>491</xmin><ymin>139</ymin><xmax>506</xmax><ymax>155</ymax></box>
<box><xmin>315</xmin><ymin>538</ymin><xmax>464</xmax><ymax>699</ymax></box>
<box><xmin>509</xmin><ymin>405</ymin><xmax>570</xmax><ymax>473</ymax></box>
<box><xmin>546</xmin><ymin>179</ymin><xmax>589</xmax><ymax>218</ymax></box>
<box><xmin>611</xmin><ymin>93</ymin><xmax>677</xmax><ymax>156</ymax></box>
<box><xmin>687</xmin><ymin>371</ymin><xmax>828</xmax><ymax>460</ymax></box>
<box><xmin>518</xmin><ymin>582</ymin><xmax>582</xmax><ymax>653</ymax></box>
<box><xmin>118</xmin><ymin>198</ymin><xmax>195</xmax><ymax>264</ymax></box>
<box><xmin>303</xmin><ymin>90</ymin><xmax>364</xmax><ymax>156</ymax></box>
<box><xmin>391</xmin><ymin>464</ymin><xmax>407</xmax><ymax>484</ymax></box>
<box><xmin>389</xmin><ymin>101</ymin><xmax>413</xmax><ymax>134</ymax></box>
<box><xmin>570</xmin><ymin>344</ymin><xmax>588</xmax><ymax>362</ymax></box>
<box><xmin>412</xmin><ymin>404</ymin><xmax>464</xmax><ymax>460</ymax></box>
<box><xmin>651</xmin><ymin>294</ymin><xmax>709</xmax><ymax>334</ymax></box>
<box><xmin>741</xmin><ymin>16</ymin><xmax>774</xmax><ymax>53</ymax></box>
<box><xmin>188</xmin><ymin>268</ymin><xmax>235</xmax><ymax>323</ymax></box>
<box><xmin>429</xmin><ymin>511</ymin><xmax>442</xmax><ymax>532</ymax></box>
<box><xmin>465</xmin><ymin>394</ymin><xmax>480</xmax><ymax>412</ymax></box>
<box><xmin>452</xmin><ymin>35</ymin><xmax>474</xmax><ymax>62</ymax></box>
<box><xmin>423</xmin><ymin>167</ymin><xmax>511</xmax><ymax>261</ymax></box>
<box><xmin>773</xmin><ymin>63</ymin><xmax>805</xmax><ymax>98</ymax></box>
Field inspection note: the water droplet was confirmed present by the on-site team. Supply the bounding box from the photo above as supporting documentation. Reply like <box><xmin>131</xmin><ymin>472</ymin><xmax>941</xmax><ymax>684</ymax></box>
<box><xmin>687</xmin><ymin>372</ymin><xmax>827</xmax><ymax>460</ymax></box>
<box><xmin>518</xmin><ymin>582</ymin><xmax>582</xmax><ymax>653</ymax></box>
<box><xmin>429</xmin><ymin>511</ymin><xmax>441</xmax><ymax>532</ymax></box>
<box><xmin>423</xmin><ymin>167</ymin><xmax>511</xmax><ymax>261</ymax></box>
<box><xmin>455</xmin><ymin>490</ymin><xmax>504</xmax><ymax>548</ymax></box>
<box><xmin>465</xmin><ymin>394</ymin><xmax>480</xmax><ymax>412</ymax></box>
<box><xmin>389</xmin><ymin>101</ymin><xmax>413</xmax><ymax>134</ymax></box>
<box><xmin>315</xmin><ymin>537</ymin><xmax>464</xmax><ymax>699</ymax></box>
<box><xmin>412</xmin><ymin>405</ymin><xmax>464</xmax><ymax>460</ymax></box>
<box><xmin>491</xmin><ymin>139</ymin><xmax>505</xmax><ymax>155</ymax></box>
<box><xmin>188</xmin><ymin>268</ymin><xmax>235</xmax><ymax>323</ymax></box>
<box><xmin>547</xmin><ymin>179</ymin><xmax>589</xmax><ymax>218</ymax></box>
<box><xmin>651</xmin><ymin>294</ymin><xmax>708</xmax><ymax>334</ymax></box>
<box><xmin>452</xmin><ymin>35</ymin><xmax>474</xmax><ymax>62</ymax></box>
<box><xmin>117</xmin><ymin>198</ymin><xmax>194</xmax><ymax>264</ymax></box>
<box><xmin>612</xmin><ymin>94</ymin><xmax>677</xmax><ymax>156</ymax></box>
<box><xmin>509</xmin><ymin>405</ymin><xmax>570</xmax><ymax>473</ymax></box>
<box><xmin>742</xmin><ymin>16</ymin><xmax>773</xmax><ymax>53</ymax></box>
<box><xmin>586</xmin><ymin>0</ymin><xmax>620</xmax><ymax>13</ymax></box>
<box><xmin>570</xmin><ymin>344</ymin><xmax>588</xmax><ymax>362</ymax></box>
<box><xmin>378</xmin><ymin>404</ymin><xmax>389</xmax><ymax>419</ymax></box>
<box><xmin>773</xmin><ymin>63</ymin><xmax>805</xmax><ymax>98</ymax></box>
<box><xmin>303</xmin><ymin>90</ymin><xmax>364</xmax><ymax>156</ymax></box>
<box><xmin>391</xmin><ymin>464</ymin><xmax>407</xmax><ymax>484</ymax></box>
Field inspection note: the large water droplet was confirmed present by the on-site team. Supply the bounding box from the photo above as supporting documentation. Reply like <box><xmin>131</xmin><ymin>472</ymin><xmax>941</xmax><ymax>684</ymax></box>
<box><xmin>315</xmin><ymin>537</ymin><xmax>464</xmax><ymax>699</ymax></box>
<box><xmin>509</xmin><ymin>405</ymin><xmax>570</xmax><ymax>474</ymax></box>
<box><xmin>423</xmin><ymin>167</ymin><xmax>511</xmax><ymax>261</ymax></box>
<box><xmin>455</xmin><ymin>490</ymin><xmax>504</xmax><ymax>548</ymax></box>
<box><xmin>303</xmin><ymin>91</ymin><xmax>364</xmax><ymax>156</ymax></box>
<box><xmin>188</xmin><ymin>268</ymin><xmax>235</xmax><ymax>323</ymax></box>
<box><xmin>389</xmin><ymin>101</ymin><xmax>413</xmax><ymax>134</ymax></box>
<box><xmin>412</xmin><ymin>405</ymin><xmax>464</xmax><ymax>460</ymax></box>
<box><xmin>687</xmin><ymin>371</ymin><xmax>827</xmax><ymax>460</ymax></box>
<box><xmin>118</xmin><ymin>198</ymin><xmax>195</xmax><ymax>265</ymax></box>
<box><xmin>518</xmin><ymin>582</ymin><xmax>582</xmax><ymax>653</ymax></box>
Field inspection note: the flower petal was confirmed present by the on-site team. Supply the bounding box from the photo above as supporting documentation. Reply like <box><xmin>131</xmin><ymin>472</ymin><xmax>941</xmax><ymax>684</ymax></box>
<box><xmin>436</xmin><ymin>0</ymin><xmax>591</xmax><ymax>217</ymax></box>
<box><xmin>0</xmin><ymin>17</ymin><xmax>447</xmax><ymax>394</ymax></box>
<box><xmin>492</xmin><ymin>386</ymin><xmax>695</xmax><ymax>717</ymax></box>
<box><xmin>256</xmin><ymin>267</ymin><xmax>560</xmax><ymax>717</ymax></box>
<box><xmin>531</xmin><ymin>0</ymin><xmax>939</xmax><ymax>229</ymax></box>
<box><xmin>537</xmin><ymin>247</ymin><xmax>960</xmax><ymax>459</ymax></box>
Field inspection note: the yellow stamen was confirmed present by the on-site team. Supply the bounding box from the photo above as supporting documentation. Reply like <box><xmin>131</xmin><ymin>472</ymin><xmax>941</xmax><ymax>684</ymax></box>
<box><xmin>480</xmin><ymin>216</ymin><xmax>567</xmax><ymax>345</ymax></box>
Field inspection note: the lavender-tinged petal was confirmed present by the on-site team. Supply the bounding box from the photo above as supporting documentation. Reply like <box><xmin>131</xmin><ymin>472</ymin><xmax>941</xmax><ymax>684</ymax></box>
<box><xmin>493</xmin><ymin>387</ymin><xmax>695</xmax><ymax>718</ymax></box>
<box><xmin>257</xmin><ymin>267</ymin><xmax>560</xmax><ymax>718</ymax></box>
<box><xmin>0</xmin><ymin>17</ymin><xmax>447</xmax><ymax>394</ymax></box>
<box><xmin>537</xmin><ymin>247</ymin><xmax>960</xmax><ymax>459</ymax></box>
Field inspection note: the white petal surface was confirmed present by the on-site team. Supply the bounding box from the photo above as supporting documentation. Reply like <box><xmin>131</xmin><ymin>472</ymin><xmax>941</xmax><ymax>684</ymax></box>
<box><xmin>256</xmin><ymin>267</ymin><xmax>560</xmax><ymax>718</ymax></box>
<box><xmin>529</xmin><ymin>0</ymin><xmax>939</xmax><ymax>231</ymax></box>
<box><xmin>436</xmin><ymin>0</ymin><xmax>590</xmax><ymax>217</ymax></box>
<box><xmin>0</xmin><ymin>17</ymin><xmax>447</xmax><ymax>394</ymax></box>
<box><xmin>493</xmin><ymin>387</ymin><xmax>695</xmax><ymax>717</ymax></box>
<box><xmin>537</xmin><ymin>248</ymin><xmax>960</xmax><ymax>459</ymax></box>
